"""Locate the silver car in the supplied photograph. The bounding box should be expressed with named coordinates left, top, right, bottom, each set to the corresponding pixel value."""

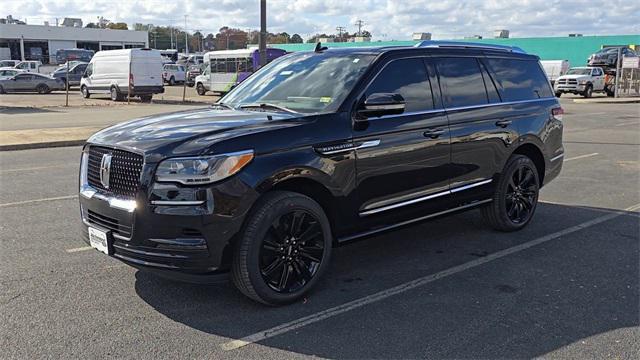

left=0, top=72, right=65, bottom=94
left=0, top=68, right=24, bottom=80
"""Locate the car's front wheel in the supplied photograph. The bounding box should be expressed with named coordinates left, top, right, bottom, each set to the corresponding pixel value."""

left=169, top=76, right=175, bottom=86
left=36, top=84, right=49, bottom=94
left=481, top=155, right=540, bottom=232
left=583, top=84, right=593, bottom=98
left=81, top=85, right=90, bottom=98
left=231, top=191, right=332, bottom=305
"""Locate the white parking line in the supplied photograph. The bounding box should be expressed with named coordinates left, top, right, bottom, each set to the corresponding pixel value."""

left=614, top=121, right=639, bottom=127
left=66, top=246, right=93, bottom=253
left=0, top=195, right=78, bottom=208
left=564, top=153, right=598, bottom=161
left=220, top=202, right=640, bottom=351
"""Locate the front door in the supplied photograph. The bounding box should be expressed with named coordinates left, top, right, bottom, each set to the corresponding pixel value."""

left=353, top=57, right=451, bottom=220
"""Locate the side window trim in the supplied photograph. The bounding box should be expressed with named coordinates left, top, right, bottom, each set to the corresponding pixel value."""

left=478, top=59, right=503, bottom=103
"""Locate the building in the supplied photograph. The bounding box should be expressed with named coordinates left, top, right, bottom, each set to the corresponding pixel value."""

left=494, top=29, right=510, bottom=39
left=269, top=34, right=640, bottom=69
left=412, top=32, right=432, bottom=41
left=61, top=18, right=82, bottom=28
left=0, top=23, right=148, bottom=63
left=348, top=36, right=371, bottom=42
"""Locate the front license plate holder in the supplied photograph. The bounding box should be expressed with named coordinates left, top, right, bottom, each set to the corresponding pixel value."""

left=88, top=227, right=111, bottom=255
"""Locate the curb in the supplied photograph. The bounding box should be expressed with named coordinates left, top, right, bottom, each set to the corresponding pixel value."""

left=0, top=139, right=86, bottom=151
left=573, top=98, right=640, bottom=104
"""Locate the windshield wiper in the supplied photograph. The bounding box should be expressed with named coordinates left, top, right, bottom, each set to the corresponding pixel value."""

left=239, top=103, right=298, bottom=114
left=211, top=102, right=235, bottom=110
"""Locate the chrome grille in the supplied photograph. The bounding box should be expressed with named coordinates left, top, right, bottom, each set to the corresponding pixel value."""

left=87, top=146, right=143, bottom=198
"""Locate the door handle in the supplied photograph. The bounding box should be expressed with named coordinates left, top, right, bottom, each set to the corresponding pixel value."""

left=423, top=129, right=445, bottom=139
left=495, top=120, right=512, bottom=128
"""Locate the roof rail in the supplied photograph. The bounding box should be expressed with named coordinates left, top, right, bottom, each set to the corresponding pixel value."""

left=414, top=40, right=526, bottom=54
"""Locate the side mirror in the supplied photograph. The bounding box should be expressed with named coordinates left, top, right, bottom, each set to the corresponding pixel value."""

left=357, top=93, right=406, bottom=119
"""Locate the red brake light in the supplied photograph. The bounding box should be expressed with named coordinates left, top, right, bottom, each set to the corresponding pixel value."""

left=552, top=107, right=564, bottom=121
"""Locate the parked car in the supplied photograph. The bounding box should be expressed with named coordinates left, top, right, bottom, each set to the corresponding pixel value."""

left=79, top=43, right=563, bottom=305
left=55, top=48, right=94, bottom=65
left=0, top=72, right=64, bottom=93
left=51, top=62, right=88, bottom=87
left=0, top=60, right=20, bottom=68
left=0, top=67, right=24, bottom=80
left=588, top=47, right=637, bottom=67
left=80, top=48, right=164, bottom=102
left=14, top=60, right=42, bottom=73
left=540, top=60, right=570, bottom=85
left=162, top=64, right=186, bottom=85
left=554, top=66, right=606, bottom=98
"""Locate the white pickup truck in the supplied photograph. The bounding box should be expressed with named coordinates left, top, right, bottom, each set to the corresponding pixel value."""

left=553, top=66, right=606, bottom=98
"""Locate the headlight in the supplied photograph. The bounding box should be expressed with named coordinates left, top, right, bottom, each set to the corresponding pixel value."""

left=155, top=150, right=254, bottom=185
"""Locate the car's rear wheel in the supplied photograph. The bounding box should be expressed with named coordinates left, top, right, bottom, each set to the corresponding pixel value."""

left=196, top=83, right=206, bottom=95
left=110, top=86, right=122, bottom=101
left=81, top=85, right=90, bottom=98
left=231, top=191, right=332, bottom=305
left=583, top=84, right=593, bottom=98
left=36, top=84, right=49, bottom=94
left=169, top=76, right=175, bottom=86
left=481, top=155, right=539, bottom=232
left=140, top=95, right=152, bottom=102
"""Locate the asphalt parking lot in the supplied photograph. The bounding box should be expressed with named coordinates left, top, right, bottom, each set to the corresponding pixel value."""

left=0, top=99, right=639, bottom=359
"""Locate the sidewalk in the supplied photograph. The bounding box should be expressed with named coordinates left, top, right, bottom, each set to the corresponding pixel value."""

left=0, top=126, right=100, bottom=150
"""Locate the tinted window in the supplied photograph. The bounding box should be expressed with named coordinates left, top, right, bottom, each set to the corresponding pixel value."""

left=15, top=74, right=33, bottom=81
left=434, top=57, right=487, bottom=108
left=366, top=58, right=433, bottom=112
left=485, top=58, right=554, bottom=101
left=480, top=61, right=501, bottom=103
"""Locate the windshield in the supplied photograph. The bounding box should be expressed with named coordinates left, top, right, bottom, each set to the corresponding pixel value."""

left=566, top=68, right=591, bottom=75
left=222, top=51, right=376, bottom=113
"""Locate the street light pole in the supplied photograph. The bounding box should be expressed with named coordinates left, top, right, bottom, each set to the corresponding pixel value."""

left=184, top=15, right=189, bottom=55
left=259, top=0, right=267, bottom=67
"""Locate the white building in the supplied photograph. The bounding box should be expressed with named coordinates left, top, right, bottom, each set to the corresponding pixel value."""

left=0, top=23, right=148, bottom=64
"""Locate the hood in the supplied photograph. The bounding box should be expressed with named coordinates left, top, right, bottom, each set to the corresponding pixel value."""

left=558, top=74, right=590, bottom=80
left=87, top=107, right=302, bottom=160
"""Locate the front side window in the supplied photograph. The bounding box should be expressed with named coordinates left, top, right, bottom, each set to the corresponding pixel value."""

left=434, top=57, right=488, bottom=108
left=223, top=52, right=375, bottom=114
left=365, top=58, right=433, bottom=112
left=485, top=58, right=553, bottom=101
left=85, top=63, right=93, bottom=77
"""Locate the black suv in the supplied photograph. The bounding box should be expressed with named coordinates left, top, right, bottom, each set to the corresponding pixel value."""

left=79, top=42, right=564, bottom=305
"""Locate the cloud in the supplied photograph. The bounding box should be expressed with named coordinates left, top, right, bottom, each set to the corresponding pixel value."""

left=3, top=0, right=639, bottom=38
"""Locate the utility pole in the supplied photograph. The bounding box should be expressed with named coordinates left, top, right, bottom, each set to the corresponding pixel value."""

left=259, top=0, right=267, bottom=67
left=170, top=27, right=174, bottom=49
left=184, top=15, right=189, bottom=55
left=354, top=19, right=365, bottom=36
left=336, top=26, right=345, bottom=42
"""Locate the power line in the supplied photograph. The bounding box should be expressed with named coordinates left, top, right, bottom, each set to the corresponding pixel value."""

left=354, top=19, right=365, bottom=36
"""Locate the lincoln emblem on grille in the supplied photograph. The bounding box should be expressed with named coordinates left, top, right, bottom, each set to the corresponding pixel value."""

left=99, top=153, right=112, bottom=189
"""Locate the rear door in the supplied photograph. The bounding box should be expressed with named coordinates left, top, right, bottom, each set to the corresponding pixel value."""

left=131, top=52, right=163, bottom=87
left=434, top=55, right=515, bottom=195
left=353, top=56, right=451, bottom=218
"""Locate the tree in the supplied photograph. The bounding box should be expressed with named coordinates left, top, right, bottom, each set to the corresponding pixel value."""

left=290, top=34, right=303, bottom=43
left=85, top=23, right=98, bottom=28
left=107, top=22, right=128, bottom=30
left=214, top=27, right=248, bottom=50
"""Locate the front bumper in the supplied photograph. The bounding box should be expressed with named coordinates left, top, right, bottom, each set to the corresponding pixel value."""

left=554, top=84, right=586, bottom=93
left=79, top=157, right=259, bottom=281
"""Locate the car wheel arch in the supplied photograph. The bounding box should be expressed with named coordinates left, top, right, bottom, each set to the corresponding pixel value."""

left=509, top=141, right=546, bottom=186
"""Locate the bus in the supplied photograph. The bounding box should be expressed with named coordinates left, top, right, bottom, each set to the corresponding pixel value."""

left=55, top=48, right=95, bottom=65
left=194, top=48, right=287, bottom=95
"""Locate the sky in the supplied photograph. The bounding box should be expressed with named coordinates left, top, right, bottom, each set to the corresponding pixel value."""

left=3, top=0, right=640, bottom=40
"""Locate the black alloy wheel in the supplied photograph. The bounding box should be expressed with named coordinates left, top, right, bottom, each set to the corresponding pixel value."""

left=259, top=210, right=325, bottom=293
left=231, top=191, right=332, bottom=305
left=482, top=155, right=539, bottom=232
left=504, top=165, right=537, bottom=224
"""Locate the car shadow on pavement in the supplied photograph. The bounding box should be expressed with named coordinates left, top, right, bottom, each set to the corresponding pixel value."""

left=134, top=203, right=639, bottom=358
left=0, top=106, right=61, bottom=115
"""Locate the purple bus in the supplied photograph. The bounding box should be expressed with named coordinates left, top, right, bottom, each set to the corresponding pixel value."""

left=195, top=48, right=287, bottom=95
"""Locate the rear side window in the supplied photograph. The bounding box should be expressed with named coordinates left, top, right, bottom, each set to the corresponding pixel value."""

left=485, top=58, right=553, bottom=101
left=434, top=57, right=488, bottom=108
left=366, top=58, right=434, bottom=112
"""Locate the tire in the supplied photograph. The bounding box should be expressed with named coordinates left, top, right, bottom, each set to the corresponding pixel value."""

left=36, top=84, right=49, bottom=94
left=60, top=78, right=67, bottom=89
left=169, top=76, right=175, bottom=86
left=582, top=85, right=593, bottom=98
left=140, top=95, right=152, bottom=102
left=81, top=85, right=90, bottom=98
left=231, top=191, right=333, bottom=305
left=555, top=92, right=562, bottom=98
left=0, top=85, right=4, bottom=94
left=481, top=155, right=540, bottom=232
left=110, top=86, right=122, bottom=101
left=196, top=83, right=206, bottom=95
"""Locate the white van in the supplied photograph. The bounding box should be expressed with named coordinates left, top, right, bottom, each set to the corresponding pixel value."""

left=80, top=48, right=164, bottom=102
left=540, top=60, right=570, bottom=85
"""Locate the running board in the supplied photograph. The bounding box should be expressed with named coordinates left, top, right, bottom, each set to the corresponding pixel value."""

left=338, top=199, right=492, bottom=243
